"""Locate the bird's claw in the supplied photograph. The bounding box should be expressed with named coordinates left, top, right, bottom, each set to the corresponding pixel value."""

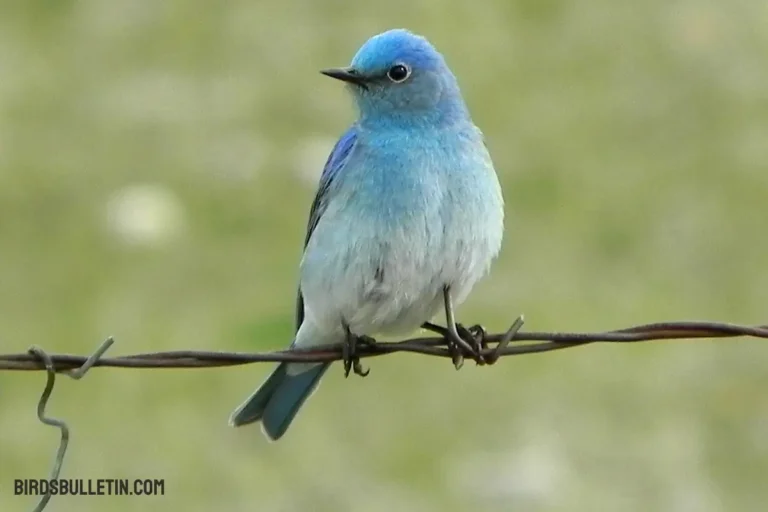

left=446, top=338, right=465, bottom=370
left=441, top=286, right=484, bottom=370
left=444, top=323, right=487, bottom=369
left=342, top=332, right=375, bottom=378
left=457, top=323, right=488, bottom=365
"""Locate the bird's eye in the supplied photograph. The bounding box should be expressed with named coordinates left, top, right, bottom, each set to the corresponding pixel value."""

left=387, top=64, right=411, bottom=83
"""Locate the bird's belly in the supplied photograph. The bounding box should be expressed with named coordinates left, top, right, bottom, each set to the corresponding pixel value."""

left=300, top=212, right=499, bottom=337
left=343, top=259, right=445, bottom=336
left=300, top=211, right=448, bottom=336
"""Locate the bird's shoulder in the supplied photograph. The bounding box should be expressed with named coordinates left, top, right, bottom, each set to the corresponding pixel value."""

left=294, top=124, right=358, bottom=330
left=320, top=126, right=359, bottom=185
left=302, top=125, right=359, bottom=245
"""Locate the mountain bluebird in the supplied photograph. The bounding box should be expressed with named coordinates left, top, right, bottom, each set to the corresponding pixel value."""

left=229, top=28, right=504, bottom=440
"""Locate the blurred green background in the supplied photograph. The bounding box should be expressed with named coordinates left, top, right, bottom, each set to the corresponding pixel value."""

left=1, top=1, right=767, bottom=511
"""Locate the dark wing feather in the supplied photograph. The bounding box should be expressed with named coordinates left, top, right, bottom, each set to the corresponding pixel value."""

left=294, top=126, right=358, bottom=332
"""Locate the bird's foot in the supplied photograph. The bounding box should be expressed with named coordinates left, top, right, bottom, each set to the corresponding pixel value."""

left=422, top=321, right=487, bottom=368
left=441, top=285, right=483, bottom=369
left=446, top=336, right=465, bottom=370
left=424, top=316, right=525, bottom=366
left=342, top=331, right=376, bottom=378
left=457, top=323, right=489, bottom=366
left=445, top=323, right=487, bottom=368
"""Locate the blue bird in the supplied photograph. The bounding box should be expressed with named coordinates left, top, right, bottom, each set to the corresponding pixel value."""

left=229, top=28, right=504, bottom=440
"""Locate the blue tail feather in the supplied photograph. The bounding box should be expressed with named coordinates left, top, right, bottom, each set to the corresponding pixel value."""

left=229, top=362, right=330, bottom=441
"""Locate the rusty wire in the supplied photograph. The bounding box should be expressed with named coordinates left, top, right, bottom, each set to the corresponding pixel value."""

left=5, top=318, right=768, bottom=512
left=4, top=319, right=768, bottom=372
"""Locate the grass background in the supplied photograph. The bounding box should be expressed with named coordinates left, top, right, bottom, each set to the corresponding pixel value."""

left=1, top=1, right=767, bottom=510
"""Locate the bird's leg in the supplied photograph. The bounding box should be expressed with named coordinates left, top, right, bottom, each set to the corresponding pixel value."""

left=342, top=324, right=373, bottom=378
left=442, top=286, right=481, bottom=369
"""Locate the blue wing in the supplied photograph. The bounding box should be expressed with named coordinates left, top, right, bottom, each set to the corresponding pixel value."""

left=294, top=126, right=358, bottom=331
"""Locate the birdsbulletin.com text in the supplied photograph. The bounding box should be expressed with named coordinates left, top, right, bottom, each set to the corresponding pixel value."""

left=14, top=478, right=165, bottom=496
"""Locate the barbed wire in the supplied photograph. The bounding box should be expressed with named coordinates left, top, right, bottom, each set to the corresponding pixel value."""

left=5, top=319, right=768, bottom=372
left=5, top=318, right=768, bottom=512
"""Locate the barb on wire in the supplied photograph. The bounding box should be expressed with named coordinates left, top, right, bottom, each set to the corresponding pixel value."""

left=26, top=339, right=114, bottom=512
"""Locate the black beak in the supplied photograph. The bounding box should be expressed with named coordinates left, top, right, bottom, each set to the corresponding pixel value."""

left=320, top=67, right=368, bottom=89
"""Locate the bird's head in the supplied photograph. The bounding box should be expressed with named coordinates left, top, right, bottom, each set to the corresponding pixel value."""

left=320, top=29, right=466, bottom=126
